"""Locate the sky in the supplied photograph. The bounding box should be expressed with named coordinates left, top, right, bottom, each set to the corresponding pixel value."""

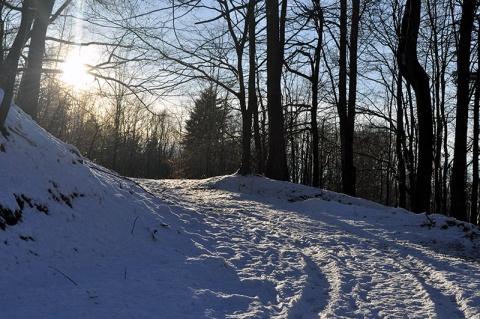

left=0, top=94, right=479, bottom=318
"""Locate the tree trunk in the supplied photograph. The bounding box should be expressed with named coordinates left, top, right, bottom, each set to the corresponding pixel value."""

left=471, top=18, right=480, bottom=225
left=404, top=84, right=416, bottom=208
left=248, top=0, right=263, bottom=175
left=472, top=71, right=479, bottom=225
left=311, top=86, right=320, bottom=187
left=253, top=93, right=263, bottom=173
left=450, top=0, right=475, bottom=221
left=311, top=0, right=323, bottom=188
left=0, top=4, right=5, bottom=66
left=396, top=74, right=407, bottom=208
left=238, top=0, right=257, bottom=175
left=338, top=0, right=348, bottom=192
left=17, top=0, right=56, bottom=120
left=237, top=63, right=251, bottom=175
left=265, top=0, right=289, bottom=181
left=302, top=132, right=310, bottom=185
left=252, top=46, right=263, bottom=173
left=239, top=102, right=252, bottom=175
left=337, top=0, right=357, bottom=196
left=397, top=0, right=433, bottom=214
left=0, top=0, right=34, bottom=129
left=289, top=110, right=297, bottom=182
left=346, top=0, right=359, bottom=196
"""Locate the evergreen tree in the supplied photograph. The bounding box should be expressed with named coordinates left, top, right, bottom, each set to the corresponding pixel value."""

left=182, top=86, right=239, bottom=178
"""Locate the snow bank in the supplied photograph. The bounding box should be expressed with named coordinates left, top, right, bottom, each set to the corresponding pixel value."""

left=0, top=102, right=209, bottom=317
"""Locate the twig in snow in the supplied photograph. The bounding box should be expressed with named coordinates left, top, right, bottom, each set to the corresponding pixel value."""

left=425, top=213, right=435, bottom=225
left=131, top=216, right=139, bottom=234
left=49, top=266, right=78, bottom=287
left=420, top=213, right=436, bottom=229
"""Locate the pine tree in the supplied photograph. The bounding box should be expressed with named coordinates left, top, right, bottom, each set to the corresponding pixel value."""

left=182, top=86, right=239, bottom=178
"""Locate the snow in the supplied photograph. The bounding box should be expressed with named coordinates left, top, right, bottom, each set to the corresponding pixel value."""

left=0, top=99, right=480, bottom=318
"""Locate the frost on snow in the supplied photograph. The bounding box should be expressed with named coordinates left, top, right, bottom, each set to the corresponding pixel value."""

left=0, top=103, right=480, bottom=318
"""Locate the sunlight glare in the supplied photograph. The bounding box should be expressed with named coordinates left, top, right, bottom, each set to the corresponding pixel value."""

left=60, top=53, right=93, bottom=90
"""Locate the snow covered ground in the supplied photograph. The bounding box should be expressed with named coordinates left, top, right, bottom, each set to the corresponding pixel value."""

left=1, top=101, right=480, bottom=318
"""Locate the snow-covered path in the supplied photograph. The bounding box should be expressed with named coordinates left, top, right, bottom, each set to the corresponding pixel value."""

left=141, top=176, right=480, bottom=318
left=2, top=100, right=479, bottom=318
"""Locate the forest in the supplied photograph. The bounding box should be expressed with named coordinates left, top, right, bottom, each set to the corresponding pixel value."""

left=0, top=0, right=479, bottom=224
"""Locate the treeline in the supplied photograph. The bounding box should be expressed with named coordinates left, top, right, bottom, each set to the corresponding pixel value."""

left=35, top=79, right=241, bottom=179
left=0, top=0, right=479, bottom=224
left=36, top=77, right=181, bottom=178
left=34, top=78, right=398, bottom=206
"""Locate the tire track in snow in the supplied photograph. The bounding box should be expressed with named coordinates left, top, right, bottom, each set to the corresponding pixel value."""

left=255, top=210, right=440, bottom=318
left=308, top=210, right=475, bottom=318
left=229, top=206, right=450, bottom=318
left=140, top=178, right=480, bottom=318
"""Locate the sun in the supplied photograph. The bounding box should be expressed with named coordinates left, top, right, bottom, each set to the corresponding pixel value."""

left=60, top=53, right=94, bottom=90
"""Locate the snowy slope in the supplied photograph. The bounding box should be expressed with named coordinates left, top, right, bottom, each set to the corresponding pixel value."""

left=0, top=100, right=479, bottom=318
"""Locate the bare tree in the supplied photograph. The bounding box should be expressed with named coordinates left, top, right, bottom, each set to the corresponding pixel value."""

left=284, top=0, right=324, bottom=187
left=472, top=27, right=480, bottom=224
left=450, top=0, right=476, bottom=221
left=0, top=0, right=34, bottom=128
left=397, top=0, right=434, bottom=214
left=265, top=0, right=289, bottom=181
left=16, top=0, right=63, bottom=120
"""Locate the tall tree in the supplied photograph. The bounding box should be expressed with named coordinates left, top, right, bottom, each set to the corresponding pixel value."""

left=182, top=86, right=238, bottom=178
left=450, top=0, right=476, bottom=221
left=346, top=0, right=359, bottom=195
left=284, top=0, right=324, bottom=187
left=397, top=0, right=433, bottom=214
left=248, top=0, right=263, bottom=174
left=0, top=0, right=34, bottom=128
left=16, top=0, right=57, bottom=120
left=222, top=0, right=256, bottom=176
left=425, top=0, right=452, bottom=216
left=336, top=0, right=359, bottom=196
left=396, top=73, right=407, bottom=208
left=472, top=38, right=480, bottom=225
left=265, top=0, right=289, bottom=181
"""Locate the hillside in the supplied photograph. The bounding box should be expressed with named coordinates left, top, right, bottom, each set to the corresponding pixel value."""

left=0, top=102, right=479, bottom=318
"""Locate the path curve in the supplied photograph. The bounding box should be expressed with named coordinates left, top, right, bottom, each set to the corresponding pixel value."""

left=140, top=176, right=480, bottom=318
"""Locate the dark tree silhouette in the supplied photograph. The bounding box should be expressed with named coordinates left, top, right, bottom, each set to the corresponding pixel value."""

left=0, top=0, right=34, bottom=129
left=265, top=0, right=289, bottom=181
left=450, top=0, right=476, bottom=221
left=397, top=0, right=433, bottom=214
left=16, top=0, right=56, bottom=120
